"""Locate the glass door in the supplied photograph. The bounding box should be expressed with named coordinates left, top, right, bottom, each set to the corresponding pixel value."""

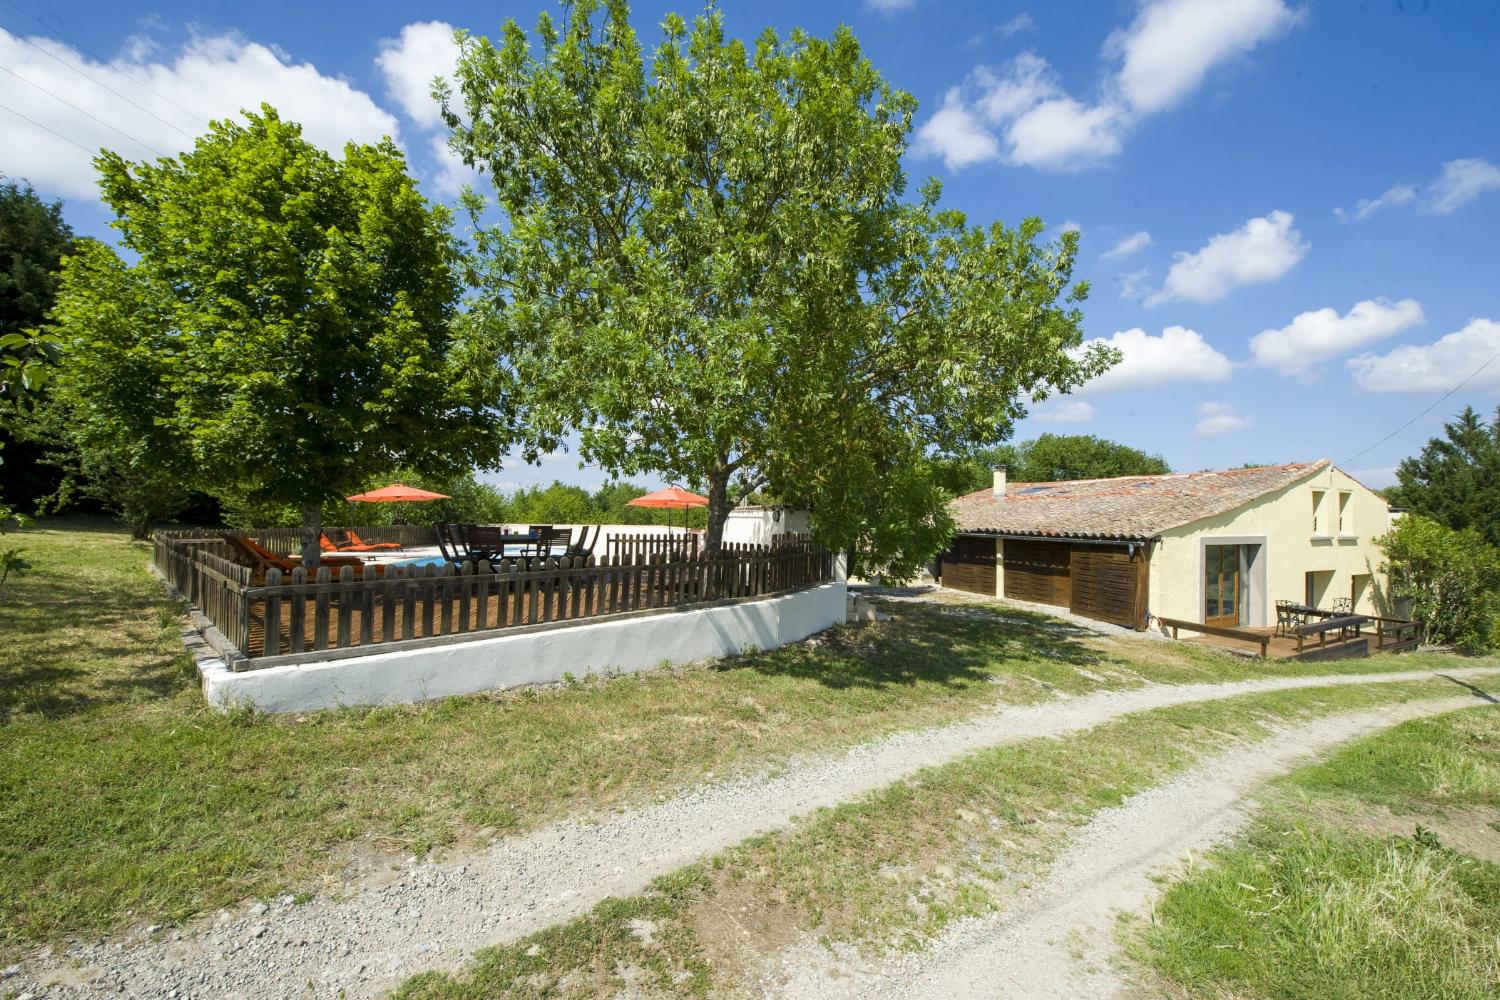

left=1205, top=545, right=1241, bottom=628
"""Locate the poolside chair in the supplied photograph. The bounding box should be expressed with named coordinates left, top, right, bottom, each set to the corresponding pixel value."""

left=335, top=529, right=403, bottom=551
left=222, top=533, right=375, bottom=582
left=435, top=523, right=473, bottom=566
left=564, top=524, right=601, bottom=559
left=533, top=527, right=572, bottom=559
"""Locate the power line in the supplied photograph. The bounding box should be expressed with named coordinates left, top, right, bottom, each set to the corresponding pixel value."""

left=0, top=65, right=168, bottom=156
left=0, top=100, right=97, bottom=155
left=2, top=26, right=201, bottom=139
left=1, top=0, right=204, bottom=124
left=1342, top=345, right=1500, bottom=466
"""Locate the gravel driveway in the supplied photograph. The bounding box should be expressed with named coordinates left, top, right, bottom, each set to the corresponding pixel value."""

left=11, top=665, right=1499, bottom=999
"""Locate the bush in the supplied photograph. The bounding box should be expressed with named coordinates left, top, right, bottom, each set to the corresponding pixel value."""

left=1378, top=514, right=1500, bottom=652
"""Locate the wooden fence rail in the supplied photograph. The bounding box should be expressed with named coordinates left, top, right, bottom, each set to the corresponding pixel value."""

left=153, top=532, right=833, bottom=668
left=605, top=532, right=700, bottom=562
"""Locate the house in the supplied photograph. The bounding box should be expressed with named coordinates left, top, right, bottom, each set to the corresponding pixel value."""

left=940, top=461, right=1393, bottom=634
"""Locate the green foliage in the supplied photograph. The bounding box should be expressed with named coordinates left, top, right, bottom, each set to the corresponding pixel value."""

left=933, top=433, right=1171, bottom=495
left=32, top=239, right=191, bottom=537
left=1386, top=406, right=1500, bottom=547
left=1378, top=514, right=1500, bottom=652
left=221, top=475, right=703, bottom=531
left=444, top=3, right=1109, bottom=572
left=0, top=177, right=72, bottom=397
left=53, top=107, right=509, bottom=564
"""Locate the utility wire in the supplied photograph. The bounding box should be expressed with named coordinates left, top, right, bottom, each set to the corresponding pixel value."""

left=1342, top=345, right=1500, bottom=466
left=2, top=26, right=200, bottom=139
left=0, top=100, right=97, bottom=155
left=0, top=65, right=168, bottom=156
left=1, top=0, right=203, bottom=124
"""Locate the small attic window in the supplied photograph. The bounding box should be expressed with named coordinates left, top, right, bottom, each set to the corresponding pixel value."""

left=1019, top=486, right=1053, bottom=495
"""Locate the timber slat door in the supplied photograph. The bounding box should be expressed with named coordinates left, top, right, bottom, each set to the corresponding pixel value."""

left=1068, top=545, right=1148, bottom=630
left=941, top=535, right=997, bottom=595
left=1003, top=539, right=1071, bottom=607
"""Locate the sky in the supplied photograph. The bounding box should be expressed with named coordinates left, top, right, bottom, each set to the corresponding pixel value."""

left=2, top=0, right=1498, bottom=492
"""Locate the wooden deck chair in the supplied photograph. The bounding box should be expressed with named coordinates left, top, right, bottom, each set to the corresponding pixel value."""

left=564, top=524, right=601, bottom=559
left=338, top=529, right=402, bottom=551
left=222, top=533, right=372, bottom=582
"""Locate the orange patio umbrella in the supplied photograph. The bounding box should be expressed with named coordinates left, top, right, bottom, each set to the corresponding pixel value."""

left=626, top=485, right=709, bottom=532
left=346, top=483, right=452, bottom=503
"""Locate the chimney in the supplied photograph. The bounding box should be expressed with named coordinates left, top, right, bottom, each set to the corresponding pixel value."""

left=993, top=465, right=1007, bottom=499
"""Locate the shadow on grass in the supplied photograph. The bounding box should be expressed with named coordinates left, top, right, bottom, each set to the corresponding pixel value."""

left=723, top=600, right=1105, bottom=692
left=0, top=541, right=194, bottom=722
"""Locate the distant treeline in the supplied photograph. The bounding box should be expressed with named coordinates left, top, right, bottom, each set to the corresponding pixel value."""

left=218, top=476, right=709, bottom=531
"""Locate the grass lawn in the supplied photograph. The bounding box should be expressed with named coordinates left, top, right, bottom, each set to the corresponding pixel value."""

left=1129, top=705, right=1500, bottom=1000
left=0, top=520, right=1483, bottom=946
left=392, top=679, right=1494, bottom=999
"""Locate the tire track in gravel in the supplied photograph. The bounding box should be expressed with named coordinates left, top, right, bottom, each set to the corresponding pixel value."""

left=16, top=666, right=1500, bottom=999
left=769, top=694, right=1495, bottom=999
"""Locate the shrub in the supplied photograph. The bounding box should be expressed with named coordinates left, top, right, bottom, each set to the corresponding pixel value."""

left=1378, top=514, right=1500, bottom=652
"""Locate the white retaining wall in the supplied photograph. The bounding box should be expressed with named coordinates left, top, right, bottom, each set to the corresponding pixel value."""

left=198, top=581, right=847, bottom=714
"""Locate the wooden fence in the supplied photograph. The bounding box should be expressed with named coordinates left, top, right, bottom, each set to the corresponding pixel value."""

left=153, top=531, right=833, bottom=669
left=233, top=524, right=436, bottom=556
left=605, top=532, right=701, bottom=562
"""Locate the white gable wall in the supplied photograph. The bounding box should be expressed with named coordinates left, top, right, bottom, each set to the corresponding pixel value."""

left=1148, top=466, right=1393, bottom=633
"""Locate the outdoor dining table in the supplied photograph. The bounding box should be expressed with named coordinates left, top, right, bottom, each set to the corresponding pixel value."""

left=466, top=531, right=540, bottom=563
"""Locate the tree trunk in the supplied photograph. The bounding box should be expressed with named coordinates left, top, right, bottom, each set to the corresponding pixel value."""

left=702, top=465, right=733, bottom=558
left=300, top=501, right=322, bottom=571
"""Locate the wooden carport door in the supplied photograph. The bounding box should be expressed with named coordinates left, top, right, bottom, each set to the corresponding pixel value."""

left=1003, top=539, right=1071, bottom=607
left=1068, top=544, right=1149, bottom=629
left=941, top=535, right=996, bottom=595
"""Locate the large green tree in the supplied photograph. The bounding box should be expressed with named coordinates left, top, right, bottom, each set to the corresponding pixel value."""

left=934, top=433, right=1170, bottom=496
left=53, top=107, right=508, bottom=565
left=1386, top=405, right=1500, bottom=547
left=443, top=2, right=1110, bottom=572
left=0, top=178, right=73, bottom=512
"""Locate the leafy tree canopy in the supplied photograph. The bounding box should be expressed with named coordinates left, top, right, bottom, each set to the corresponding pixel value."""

left=443, top=1, right=1111, bottom=574
left=1385, top=405, right=1500, bottom=547
left=51, top=108, right=510, bottom=564
left=934, top=433, right=1170, bottom=496
left=0, top=177, right=71, bottom=397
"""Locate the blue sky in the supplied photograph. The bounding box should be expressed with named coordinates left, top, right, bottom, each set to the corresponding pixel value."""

left=3, top=0, right=1498, bottom=491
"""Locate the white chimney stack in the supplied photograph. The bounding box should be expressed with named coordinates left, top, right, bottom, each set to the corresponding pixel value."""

left=993, top=465, right=1007, bottom=499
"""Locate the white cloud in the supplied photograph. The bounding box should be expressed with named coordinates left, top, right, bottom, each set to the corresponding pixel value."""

left=966, top=13, right=1037, bottom=46
left=1108, top=0, right=1300, bottom=114
left=1335, top=183, right=1417, bottom=222
left=865, top=0, right=917, bottom=12
left=374, top=21, right=460, bottom=129
left=0, top=28, right=399, bottom=199
left=1005, top=97, right=1125, bottom=170
left=1251, top=298, right=1425, bottom=378
left=916, top=0, right=1297, bottom=172
left=1034, top=399, right=1096, bottom=423
left=1338, top=157, right=1500, bottom=220
left=427, top=135, right=482, bottom=197
left=1194, top=402, right=1251, bottom=436
left=1074, top=325, right=1233, bottom=393
left=1428, top=158, right=1500, bottom=214
left=1102, top=230, right=1152, bottom=259
left=1057, top=219, right=1082, bottom=234
left=1349, top=319, right=1500, bottom=393
left=1118, top=267, right=1152, bottom=302
left=913, top=90, right=1001, bottom=169
left=1146, top=210, right=1307, bottom=305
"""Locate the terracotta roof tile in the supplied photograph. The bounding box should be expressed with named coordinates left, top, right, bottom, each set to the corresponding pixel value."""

left=949, top=461, right=1330, bottom=541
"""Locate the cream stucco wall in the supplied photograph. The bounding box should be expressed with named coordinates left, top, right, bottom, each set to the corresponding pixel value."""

left=1147, top=465, right=1392, bottom=634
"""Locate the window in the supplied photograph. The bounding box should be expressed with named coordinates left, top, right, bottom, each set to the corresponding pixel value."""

left=1311, top=490, right=1325, bottom=534
left=1337, top=491, right=1352, bottom=534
